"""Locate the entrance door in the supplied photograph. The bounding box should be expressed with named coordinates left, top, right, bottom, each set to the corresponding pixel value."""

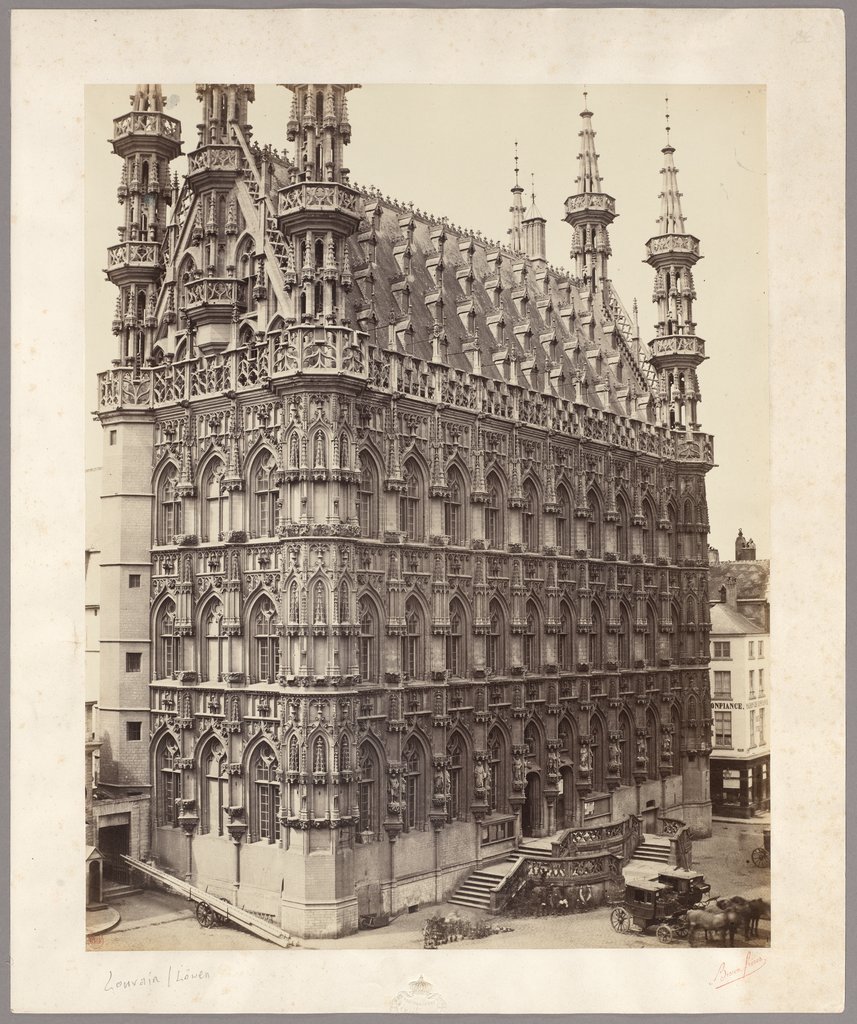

left=523, top=772, right=541, bottom=837
left=99, top=824, right=130, bottom=886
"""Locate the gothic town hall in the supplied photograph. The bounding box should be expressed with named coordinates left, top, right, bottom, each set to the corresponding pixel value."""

left=94, top=83, right=714, bottom=937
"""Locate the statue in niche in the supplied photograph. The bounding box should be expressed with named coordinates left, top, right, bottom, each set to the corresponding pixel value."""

left=474, top=760, right=489, bottom=793
left=579, top=744, right=592, bottom=773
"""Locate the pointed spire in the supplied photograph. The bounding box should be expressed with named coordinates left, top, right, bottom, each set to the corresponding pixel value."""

left=509, top=139, right=525, bottom=251
left=658, top=95, right=687, bottom=234
left=576, top=89, right=604, bottom=195
left=523, top=173, right=544, bottom=222
left=131, top=84, right=164, bottom=113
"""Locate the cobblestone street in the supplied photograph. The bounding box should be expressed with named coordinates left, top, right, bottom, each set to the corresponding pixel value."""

left=87, top=820, right=770, bottom=953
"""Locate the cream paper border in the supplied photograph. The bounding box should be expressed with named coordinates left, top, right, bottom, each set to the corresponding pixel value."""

left=10, top=7, right=845, bottom=1015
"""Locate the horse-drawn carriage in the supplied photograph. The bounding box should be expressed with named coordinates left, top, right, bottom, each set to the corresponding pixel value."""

left=751, top=828, right=770, bottom=868
left=610, top=869, right=711, bottom=944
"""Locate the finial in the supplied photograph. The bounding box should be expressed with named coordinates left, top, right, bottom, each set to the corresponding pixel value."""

left=514, top=140, right=519, bottom=187
left=665, top=95, right=671, bottom=145
left=530, top=173, right=536, bottom=205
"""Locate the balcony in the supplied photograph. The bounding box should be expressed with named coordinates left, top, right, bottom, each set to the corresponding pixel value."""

left=649, top=334, right=706, bottom=361
left=276, top=182, right=362, bottom=233
left=645, top=233, right=701, bottom=262
left=112, top=111, right=182, bottom=160
left=186, top=145, right=241, bottom=189
left=183, top=277, right=246, bottom=326
left=105, top=241, right=161, bottom=285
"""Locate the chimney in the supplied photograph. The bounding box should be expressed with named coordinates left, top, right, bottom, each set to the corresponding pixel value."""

left=723, top=575, right=738, bottom=609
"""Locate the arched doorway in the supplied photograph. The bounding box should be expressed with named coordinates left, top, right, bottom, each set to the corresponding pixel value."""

left=556, top=765, right=576, bottom=829
left=522, top=771, right=542, bottom=837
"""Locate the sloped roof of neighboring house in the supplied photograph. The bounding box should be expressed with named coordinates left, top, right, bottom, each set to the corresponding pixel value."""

left=708, top=559, right=770, bottom=603
left=710, top=601, right=766, bottom=636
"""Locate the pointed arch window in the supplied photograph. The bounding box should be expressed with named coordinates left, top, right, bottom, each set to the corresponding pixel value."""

left=203, top=604, right=225, bottom=682
left=616, top=499, right=629, bottom=560
left=158, top=737, right=182, bottom=826
left=338, top=581, right=349, bottom=625
left=358, top=743, right=380, bottom=836
left=399, top=461, right=423, bottom=540
left=447, top=733, right=464, bottom=821
left=645, top=605, right=657, bottom=665
left=558, top=602, right=573, bottom=671
left=521, top=480, right=538, bottom=552
left=447, top=600, right=465, bottom=677
left=591, top=716, right=606, bottom=792
left=202, top=461, right=227, bottom=542
left=667, top=506, right=678, bottom=563
left=402, top=738, right=424, bottom=831
left=488, top=727, right=505, bottom=814
left=251, top=744, right=281, bottom=843
left=358, top=598, right=378, bottom=683
left=619, top=605, right=632, bottom=670
left=524, top=721, right=540, bottom=762
left=202, top=743, right=227, bottom=836
left=556, top=484, right=572, bottom=554
left=402, top=599, right=424, bottom=680
left=158, top=465, right=182, bottom=544
left=642, top=501, right=656, bottom=562
left=157, top=602, right=182, bottom=679
left=670, top=603, right=682, bottom=663
left=589, top=603, right=604, bottom=671
left=646, top=710, right=659, bottom=781
left=559, top=717, right=575, bottom=756
left=485, top=474, right=504, bottom=549
left=338, top=736, right=350, bottom=773
left=358, top=454, right=378, bottom=538
left=619, top=712, right=634, bottom=786
left=487, top=600, right=505, bottom=675
left=587, top=490, right=602, bottom=557
left=444, top=468, right=465, bottom=544
left=253, top=597, right=280, bottom=683
left=252, top=453, right=278, bottom=537
left=523, top=600, right=540, bottom=672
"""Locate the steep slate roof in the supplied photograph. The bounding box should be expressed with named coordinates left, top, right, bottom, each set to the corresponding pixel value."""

left=708, top=560, right=770, bottom=603
left=332, top=192, right=652, bottom=419
left=710, top=601, right=766, bottom=636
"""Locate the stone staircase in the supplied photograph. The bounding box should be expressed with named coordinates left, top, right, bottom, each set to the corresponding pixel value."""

left=632, top=834, right=671, bottom=864
left=622, top=833, right=671, bottom=882
left=447, top=837, right=558, bottom=910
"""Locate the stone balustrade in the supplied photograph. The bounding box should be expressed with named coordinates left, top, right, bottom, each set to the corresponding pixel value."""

left=107, top=240, right=161, bottom=269
left=277, top=182, right=361, bottom=217
left=650, top=335, right=706, bottom=360
left=187, top=145, right=241, bottom=176
left=113, top=111, right=181, bottom=141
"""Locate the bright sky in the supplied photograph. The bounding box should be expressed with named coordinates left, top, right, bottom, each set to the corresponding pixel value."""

left=86, top=84, right=768, bottom=559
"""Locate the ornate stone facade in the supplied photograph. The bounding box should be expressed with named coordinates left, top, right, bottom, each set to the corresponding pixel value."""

left=96, top=84, right=713, bottom=937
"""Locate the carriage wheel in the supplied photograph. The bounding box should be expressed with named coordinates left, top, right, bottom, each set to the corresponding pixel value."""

left=657, top=924, right=674, bottom=944
left=195, top=903, right=216, bottom=929
left=610, top=907, right=631, bottom=933
left=752, top=848, right=770, bottom=868
left=676, top=921, right=690, bottom=939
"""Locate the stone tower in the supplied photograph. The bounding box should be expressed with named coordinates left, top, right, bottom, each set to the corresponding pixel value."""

left=645, top=106, right=705, bottom=431
left=99, top=86, right=182, bottom=799
left=564, top=93, right=615, bottom=290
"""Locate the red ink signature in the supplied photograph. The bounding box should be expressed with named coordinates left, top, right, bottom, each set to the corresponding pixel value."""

left=711, top=950, right=766, bottom=989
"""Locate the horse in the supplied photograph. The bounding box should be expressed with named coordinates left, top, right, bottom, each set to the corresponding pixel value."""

left=746, top=898, right=771, bottom=938
left=716, top=896, right=770, bottom=940
left=686, top=906, right=740, bottom=946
